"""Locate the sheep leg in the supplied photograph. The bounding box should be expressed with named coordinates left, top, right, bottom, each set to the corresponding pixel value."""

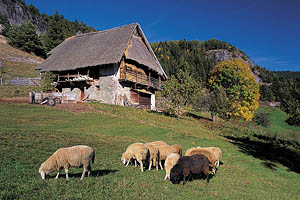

left=183, top=176, right=187, bottom=185
left=125, top=160, right=130, bottom=167
left=135, top=160, right=137, bottom=167
left=216, top=160, right=219, bottom=167
left=148, top=160, right=152, bottom=170
left=164, top=172, right=168, bottom=180
left=55, top=172, right=60, bottom=179
left=80, top=166, right=87, bottom=180
left=159, top=160, right=163, bottom=170
left=87, top=165, right=92, bottom=177
left=64, top=168, right=69, bottom=180
left=139, top=160, right=144, bottom=172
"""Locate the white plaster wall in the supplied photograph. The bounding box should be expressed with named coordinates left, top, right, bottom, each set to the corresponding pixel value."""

left=151, top=94, right=156, bottom=110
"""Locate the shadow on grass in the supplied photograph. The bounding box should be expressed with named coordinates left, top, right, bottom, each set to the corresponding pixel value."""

left=225, top=134, right=300, bottom=173
left=189, top=173, right=215, bottom=183
left=52, top=169, right=118, bottom=179
left=188, top=112, right=212, bottom=122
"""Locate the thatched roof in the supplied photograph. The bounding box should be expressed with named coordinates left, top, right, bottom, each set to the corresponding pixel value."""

left=38, top=23, right=166, bottom=79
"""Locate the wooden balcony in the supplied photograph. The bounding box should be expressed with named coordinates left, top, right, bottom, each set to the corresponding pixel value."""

left=119, top=69, right=161, bottom=90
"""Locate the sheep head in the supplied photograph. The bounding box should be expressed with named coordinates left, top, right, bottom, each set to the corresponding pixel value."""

left=121, top=152, right=129, bottom=165
left=39, top=167, right=46, bottom=180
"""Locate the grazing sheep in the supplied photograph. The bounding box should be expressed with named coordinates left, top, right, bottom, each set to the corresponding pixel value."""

left=164, top=153, right=180, bottom=180
left=172, top=144, right=183, bottom=157
left=156, top=144, right=180, bottom=169
left=145, top=143, right=159, bottom=171
left=185, top=147, right=220, bottom=174
left=205, top=147, right=222, bottom=167
left=39, top=145, right=95, bottom=180
left=121, top=143, right=150, bottom=172
left=146, top=141, right=167, bottom=146
left=170, top=154, right=210, bottom=185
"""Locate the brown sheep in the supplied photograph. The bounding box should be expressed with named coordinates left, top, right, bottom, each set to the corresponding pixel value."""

left=170, top=154, right=211, bottom=184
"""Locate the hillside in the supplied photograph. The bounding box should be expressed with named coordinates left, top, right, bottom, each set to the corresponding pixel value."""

left=151, top=39, right=257, bottom=83
left=0, top=102, right=299, bottom=199
left=0, top=35, right=42, bottom=78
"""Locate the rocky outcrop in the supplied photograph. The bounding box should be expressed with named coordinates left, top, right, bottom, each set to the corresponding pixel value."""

left=206, top=49, right=253, bottom=66
left=205, top=49, right=264, bottom=84
left=0, top=0, right=47, bottom=33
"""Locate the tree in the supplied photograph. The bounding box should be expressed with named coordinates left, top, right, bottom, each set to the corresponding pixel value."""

left=41, top=72, right=56, bottom=92
left=280, top=78, right=300, bottom=126
left=161, top=64, right=201, bottom=119
left=0, top=15, right=11, bottom=36
left=208, top=59, right=260, bottom=121
left=7, top=21, right=46, bottom=57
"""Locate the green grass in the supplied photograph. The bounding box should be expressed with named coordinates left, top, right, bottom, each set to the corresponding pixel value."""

left=0, top=103, right=300, bottom=199
left=255, top=106, right=300, bottom=141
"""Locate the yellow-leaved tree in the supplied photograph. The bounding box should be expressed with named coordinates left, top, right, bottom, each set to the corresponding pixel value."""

left=208, top=59, right=260, bottom=121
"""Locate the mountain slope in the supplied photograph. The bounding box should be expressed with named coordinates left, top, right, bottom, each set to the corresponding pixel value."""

left=0, top=35, right=42, bottom=78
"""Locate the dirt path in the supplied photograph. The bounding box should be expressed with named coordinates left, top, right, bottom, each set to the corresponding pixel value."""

left=0, top=97, right=93, bottom=113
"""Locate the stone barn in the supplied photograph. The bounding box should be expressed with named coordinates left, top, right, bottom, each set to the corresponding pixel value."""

left=37, top=23, right=167, bottom=110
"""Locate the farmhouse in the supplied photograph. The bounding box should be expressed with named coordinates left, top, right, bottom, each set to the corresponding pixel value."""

left=37, top=23, right=167, bottom=109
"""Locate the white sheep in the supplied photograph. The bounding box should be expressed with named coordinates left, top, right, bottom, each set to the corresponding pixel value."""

left=204, top=147, right=222, bottom=167
left=156, top=144, right=180, bottom=170
left=146, top=141, right=167, bottom=146
left=164, top=153, right=180, bottom=180
left=145, top=143, right=159, bottom=171
left=121, top=143, right=150, bottom=172
left=39, top=145, right=95, bottom=180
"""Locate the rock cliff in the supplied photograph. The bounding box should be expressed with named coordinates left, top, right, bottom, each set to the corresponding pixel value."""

left=0, top=0, right=47, bottom=33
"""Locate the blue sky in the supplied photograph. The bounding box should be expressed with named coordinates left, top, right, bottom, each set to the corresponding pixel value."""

left=26, top=0, right=300, bottom=71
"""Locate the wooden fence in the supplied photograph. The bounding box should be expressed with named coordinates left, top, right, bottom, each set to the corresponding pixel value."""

left=1, top=77, right=41, bottom=86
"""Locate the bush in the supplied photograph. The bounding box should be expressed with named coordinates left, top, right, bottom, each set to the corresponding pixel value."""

left=254, top=112, right=270, bottom=128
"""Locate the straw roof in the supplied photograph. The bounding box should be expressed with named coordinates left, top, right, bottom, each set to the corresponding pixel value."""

left=38, top=23, right=166, bottom=78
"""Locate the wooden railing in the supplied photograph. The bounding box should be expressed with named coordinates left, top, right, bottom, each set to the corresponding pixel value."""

left=119, top=70, right=161, bottom=89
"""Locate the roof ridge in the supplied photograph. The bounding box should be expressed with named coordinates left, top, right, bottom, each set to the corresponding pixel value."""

left=74, top=23, right=138, bottom=38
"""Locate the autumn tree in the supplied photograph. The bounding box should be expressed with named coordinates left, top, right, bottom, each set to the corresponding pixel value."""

left=208, top=59, right=260, bottom=121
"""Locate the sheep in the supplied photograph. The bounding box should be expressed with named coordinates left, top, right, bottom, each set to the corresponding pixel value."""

left=170, top=154, right=211, bottom=185
left=144, top=143, right=159, bottom=171
left=39, top=145, right=95, bottom=180
left=146, top=141, right=167, bottom=146
left=204, top=147, right=222, bottom=167
left=156, top=144, right=181, bottom=169
left=121, top=143, right=150, bottom=172
left=185, top=146, right=221, bottom=174
left=172, top=144, right=182, bottom=157
left=164, top=153, right=180, bottom=180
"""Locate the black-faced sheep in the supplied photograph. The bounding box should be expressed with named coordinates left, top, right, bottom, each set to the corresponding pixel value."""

left=164, top=153, right=180, bottom=180
left=39, top=145, right=95, bottom=180
left=145, top=143, right=159, bottom=171
left=170, top=154, right=210, bottom=185
left=121, top=143, right=150, bottom=172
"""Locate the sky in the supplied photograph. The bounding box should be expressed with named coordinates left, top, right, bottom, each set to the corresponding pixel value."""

left=26, top=0, right=300, bottom=71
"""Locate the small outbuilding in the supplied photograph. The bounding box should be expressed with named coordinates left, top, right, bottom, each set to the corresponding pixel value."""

left=37, top=23, right=167, bottom=109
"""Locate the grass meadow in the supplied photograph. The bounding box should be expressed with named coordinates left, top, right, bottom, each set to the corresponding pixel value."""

left=0, top=103, right=300, bottom=199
